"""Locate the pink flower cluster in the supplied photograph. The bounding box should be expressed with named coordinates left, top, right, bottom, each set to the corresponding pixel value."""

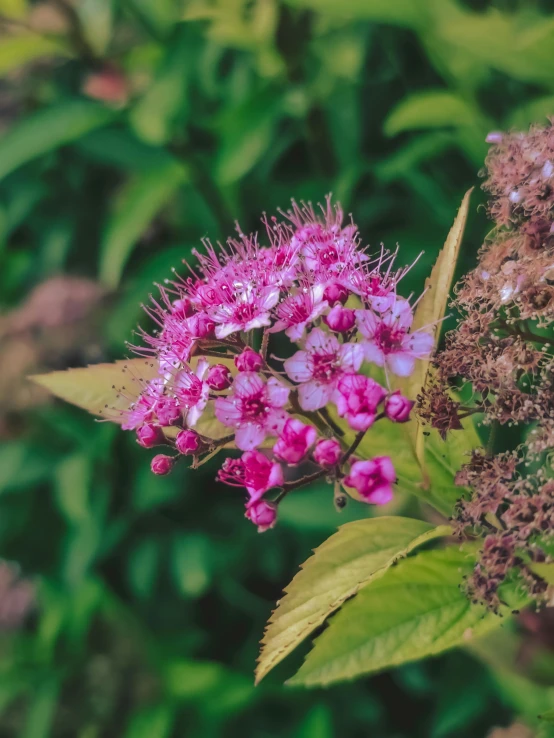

left=117, top=198, right=431, bottom=531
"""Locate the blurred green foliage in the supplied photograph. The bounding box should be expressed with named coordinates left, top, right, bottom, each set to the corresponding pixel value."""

left=2, top=0, right=554, bottom=735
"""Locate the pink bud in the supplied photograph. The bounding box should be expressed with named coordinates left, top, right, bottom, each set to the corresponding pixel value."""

left=187, top=312, right=215, bottom=338
left=485, top=131, right=504, bottom=144
left=175, top=429, right=201, bottom=455
left=172, top=298, right=194, bottom=318
left=245, top=499, right=277, bottom=532
left=324, top=305, right=356, bottom=333
left=206, top=364, right=233, bottom=391
left=343, top=457, right=395, bottom=505
left=136, top=424, right=165, bottom=448
left=151, top=454, right=175, bottom=476
left=313, top=438, right=342, bottom=467
left=384, top=391, right=414, bottom=423
left=235, top=348, right=263, bottom=372
left=274, top=419, right=317, bottom=465
left=324, top=282, right=349, bottom=306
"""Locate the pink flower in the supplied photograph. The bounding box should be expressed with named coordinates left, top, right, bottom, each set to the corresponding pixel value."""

left=136, top=424, right=165, bottom=448
left=206, top=364, right=233, bottom=391
left=324, top=305, right=356, bottom=333
left=172, top=358, right=210, bottom=427
left=313, top=438, right=342, bottom=467
left=175, top=429, right=201, bottom=455
left=269, top=286, right=327, bottom=341
left=235, top=348, right=263, bottom=372
left=245, top=499, right=277, bottom=532
left=274, top=419, right=317, bottom=465
left=151, top=454, right=175, bottom=476
left=384, top=391, right=414, bottom=423
left=284, top=328, right=363, bottom=411
left=218, top=451, right=283, bottom=500
left=206, top=269, right=280, bottom=338
left=333, top=374, right=387, bottom=431
left=343, top=457, right=396, bottom=505
left=356, top=298, right=433, bottom=376
left=214, top=372, right=290, bottom=450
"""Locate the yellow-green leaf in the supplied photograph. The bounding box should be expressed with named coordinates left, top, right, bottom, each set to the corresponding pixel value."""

left=288, top=544, right=503, bottom=688
left=255, top=517, right=451, bottom=684
left=529, top=562, right=554, bottom=586
left=30, top=358, right=158, bottom=421
left=0, top=34, right=70, bottom=77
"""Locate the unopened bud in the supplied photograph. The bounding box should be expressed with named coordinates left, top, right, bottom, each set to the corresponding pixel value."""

left=206, top=364, right=233, bottom=391
left=235, top=348, right=263, bottom=372
left=136, top=424, right=165, bottom=448
left=323, top=282, right=349, bottom=306
left=384, top=391, right=414, bottom=423
left=175, top=430, right=201, bottom=455
left=151, top=454, right=175, bottom=476
left=324, top=305, right=356, bottom=333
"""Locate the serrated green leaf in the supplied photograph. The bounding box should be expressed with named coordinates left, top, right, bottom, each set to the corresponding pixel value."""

left=0, top=101, right=113, bottom=182
left=99, top=161, right=187, bottom=288
left=288, top=545, right=502, bottom=688
left=255, top=517, right=450, bottom=684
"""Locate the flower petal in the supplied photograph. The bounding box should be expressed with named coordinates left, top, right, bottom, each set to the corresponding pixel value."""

left=298, top=380, right=332, bottom=411
left=235, top=423, right=266, bottom=451
left=284, top=351, right=312, bottom=383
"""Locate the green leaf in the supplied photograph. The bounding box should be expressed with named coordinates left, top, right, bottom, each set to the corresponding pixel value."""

left=76, top=0, right=113, bottom=56
left=0, top=101, right=113, bottom=182
left=540, top=709, right=554, bottom=723
left=215, top=88, right=282, bottom=185
left=401, top=188, right=473, bottom=473
left=284, top=0, right=421, bottom=27
left=255, top=517, right=450, bottom=684
left=30, top=359, right=158, bottom=420
left=288, top=545, right=503, bottom=688
left=295, top=704, right=333, bottom=738
left=384, top=91, right=476, bottom=137
left=125, top=705, right=175, bottom=738
left=0, top=0, right=27, bottom=19
left=0, top=34, right=70, bottom=77
left=99, top=161, right=187, bottom=288
left=129, top=30, right=190, bottom=146
left=507, top=96, right=554, bottom=130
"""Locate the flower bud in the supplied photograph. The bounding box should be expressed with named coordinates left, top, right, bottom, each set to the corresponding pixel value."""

left=324, top=282, right=349, bottom=306
left=151, top=454, right=175, bottom=476
left=313, top=438, right=342, bottom=467
left=235, top=348, right=263, bottom=372
left=343, top=457, right=395, bottom=505
left=83, top=65, right=128, bottom=105
left=187, top=312, right=215, bottom=338
left=175, top=429, right=201, bottom=455
left=384, top=391, right=414, bottom=423
left=324, top=305, right=356, bottom=333
left=245, top=499, right=277, bottom=532
left=136, top=424, right=165, bottom=448
left=485, top=131, right=504, bottom=144
left=206, top=364, right=233, bottom=391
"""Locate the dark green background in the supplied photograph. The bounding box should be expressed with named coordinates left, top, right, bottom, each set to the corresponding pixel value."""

left=2, top=0, right=554, bottom=735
